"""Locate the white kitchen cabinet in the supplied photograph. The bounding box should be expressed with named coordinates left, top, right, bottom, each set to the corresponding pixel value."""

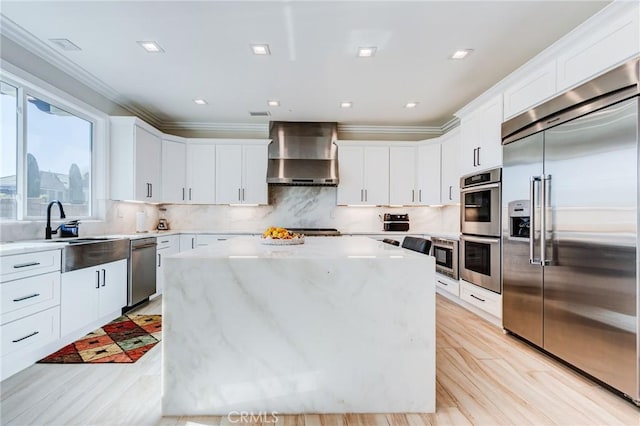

left=162, top=136, right=187, bottom=203
left=179, top=234, right=197, bottom=251
left=215, top=141, right=268, bottom=205
left=155, top=235, right=180, bottom=296
left=556, top=5, right=639, bottom=92
left=417, top=143, right=441, bottom=205
left=388, top=144, right=440, bottom=206
left=110, top=117, right=162, bottom=202
left=187, top=143, right=216, bottom=204
left=389, top=146, right=417, bottom=205
left=460, top=280, right=502, bottom=319
left=503, top=61, right=557, bottom=120
left=440, top=128, right=461, bottom=205
left=435, top=274, right=460, bottom=298
left=337, top=143, right=389, bottom=205
left=60, top=259, right=127, bottom=336
left=459, top=94, right=503, bottom=175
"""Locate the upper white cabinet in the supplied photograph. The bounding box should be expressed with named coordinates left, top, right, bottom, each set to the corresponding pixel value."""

left=503, top=61, right=557, bottom=120
left=417, top=143, right=441, bottom=205
left=161, top=136, right=187, bottom=203
left=215, top=141, right=269, bottom=205
left=556, top=5, right=639, bottom=92
left=459, top=94, right=503, bottom=175
left=187, top=143, right=216, bottom=204
left=337, top=143, right=389, bottom=206
left=110, top=117, right=162, bottom=202
left=440, top=128, right=461, bottom=205
left=389, top=143, right=441, bottom=206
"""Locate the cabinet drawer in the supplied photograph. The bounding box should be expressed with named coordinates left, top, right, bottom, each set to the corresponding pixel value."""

left=1, top=250, right=61, bottom=283
left=460, top=280, right=501, bottom=319
left=1, top=272, right=61, bottom=325
left=436, top=274, right=460, bottom=297
left=0, top=306, right=60, bottom=357
left=156, top=235, right=179, bottom=250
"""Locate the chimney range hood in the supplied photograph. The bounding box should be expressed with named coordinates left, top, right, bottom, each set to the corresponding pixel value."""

left=267, top=121, right=339, bottom=186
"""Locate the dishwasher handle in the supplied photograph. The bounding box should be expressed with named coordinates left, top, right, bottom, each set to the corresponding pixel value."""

left=132, top=243, right=157, bottom=250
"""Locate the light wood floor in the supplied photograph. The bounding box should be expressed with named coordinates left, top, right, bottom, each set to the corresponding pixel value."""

left=1, top=295, right=638, bottom=425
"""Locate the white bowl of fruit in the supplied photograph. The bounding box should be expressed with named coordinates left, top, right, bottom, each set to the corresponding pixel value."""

left=260, top=227, right=305, bottom=245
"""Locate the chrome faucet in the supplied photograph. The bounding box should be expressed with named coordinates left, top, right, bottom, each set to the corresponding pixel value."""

left=45, top=200, right=66, bottom=239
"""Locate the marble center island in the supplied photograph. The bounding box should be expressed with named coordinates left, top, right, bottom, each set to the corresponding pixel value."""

left=162, top=236, right=435, bottom=415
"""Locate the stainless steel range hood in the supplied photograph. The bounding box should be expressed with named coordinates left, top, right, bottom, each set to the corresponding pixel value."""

left=267, top=121, right=339, bottom=185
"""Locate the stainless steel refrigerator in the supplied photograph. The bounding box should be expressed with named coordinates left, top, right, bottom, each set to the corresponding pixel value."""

left=501, top=58, right=639, bottom=404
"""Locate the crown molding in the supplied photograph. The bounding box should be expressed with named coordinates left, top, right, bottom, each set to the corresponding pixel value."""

left=440, top=117, right=460, bottom=133
left=338, top=124, right=442, bottom=135
left=0, top=14, right=163, bottom=128
left=160, top=122, right=269, bottom=132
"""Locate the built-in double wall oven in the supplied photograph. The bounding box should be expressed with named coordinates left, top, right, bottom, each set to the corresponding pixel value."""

left=460, top=168, right=502, bottom=293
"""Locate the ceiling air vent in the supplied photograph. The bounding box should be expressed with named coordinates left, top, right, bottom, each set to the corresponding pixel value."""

left=249, top=111, right=271, bottom=117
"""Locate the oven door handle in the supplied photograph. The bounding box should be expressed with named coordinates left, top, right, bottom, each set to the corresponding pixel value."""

left=529, top=176, right=542, bottom=265
left=461, top=235, right=500, bottom=245
left=460, top=182, right=500, bottom=193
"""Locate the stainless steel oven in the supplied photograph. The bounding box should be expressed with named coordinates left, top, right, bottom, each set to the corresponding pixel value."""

left=460, top=234, right=501, bottom=293
left=431, top=237, right=458, bottom=280
left=460, top=168, right=501, bottom=237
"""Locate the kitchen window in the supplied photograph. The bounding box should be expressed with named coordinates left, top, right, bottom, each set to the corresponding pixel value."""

left=0, top=76, right=100, bottom=220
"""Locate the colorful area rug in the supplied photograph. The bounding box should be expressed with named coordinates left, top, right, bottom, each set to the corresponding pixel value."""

left=38, top=314, right=161, bottom=364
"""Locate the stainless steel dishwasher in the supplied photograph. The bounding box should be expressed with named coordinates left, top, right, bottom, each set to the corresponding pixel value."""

left=127, top=237, right=157, bottom=309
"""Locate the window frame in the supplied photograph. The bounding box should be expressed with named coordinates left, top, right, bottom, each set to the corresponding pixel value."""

left=0, top=68, right=107, bottom=222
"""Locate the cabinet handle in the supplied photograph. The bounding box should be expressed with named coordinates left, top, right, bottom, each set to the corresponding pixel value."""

left=101, top=269, right=106, bottom=287
left=189, top=188, right=192, bottom=201
left=12, top=331, right=39, bottom=343
left=412, top=190, right=415, bottom=202
left=182, top=188, right=185, bottom=201
left=191, top=237, right=195, bottom=249
left=242, top=188, right=245, bottom=201
left=238, top=188, right=241, bottom=201
left=419, top=189, right=422, bottom=202
left=360, top=189, right=363, bottom=202
left=96, top=270, right=100, bottom=289
left=13, top=261, right=40, bottom=269
left=146, top=183, right=149, bottom=198
left=160, top=240, right=169, bottom=243
left=472, top=148, right=477, bottom=167
left=437, top=280, right=449, bottom=286
left=13, top=293, right=40, bottom=302
left=365, top=189, right=368, bottom=202
left=476, top=147, right=481, bottom=166
left=470, top=294, right=486, bottom=303
left=449, top=185, right=453, bottom=200
left=158, top=253, right=162, bottom=267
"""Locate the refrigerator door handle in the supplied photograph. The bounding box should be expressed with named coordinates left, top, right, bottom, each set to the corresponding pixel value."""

left=541, top=174, right=551, bottom=265
left=530, top=176, right=542, bottom=265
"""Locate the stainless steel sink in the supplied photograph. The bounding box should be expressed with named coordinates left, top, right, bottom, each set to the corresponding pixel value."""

left=58, top=238, right=130, bottom=272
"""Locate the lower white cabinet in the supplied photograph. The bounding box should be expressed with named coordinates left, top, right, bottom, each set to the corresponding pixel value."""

left=156, top=235, right=180, bottom=296
left=179, top=234, right=197, bottom=251
left=459, top=280, right=502, bottom=319
left=60, top=259, right=127, bottom=336
left=435, top=273, right=460, bottom=297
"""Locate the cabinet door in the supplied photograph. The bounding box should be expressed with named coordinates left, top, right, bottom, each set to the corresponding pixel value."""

left=135, top=126, right=162, bottom=202
left=336, top=146, right=364, bottom=205
left=441, top=129, right=461, bottom=205
left=61, top=267, right=99, bottom=336
left=363, top=146, right=389, bottom=205
left=98, top=260, right=127, bottom=318
left=503, top=61, right=556, bottom=119
left=417, top=144, right=441, bottom=205
left=389, top=146, right=417, bottom=205
left=242, top=145, right=268, bottom=204
left=459, top=112, right=481, bottom=175
left=188, top=144, right=216, bottom=203
left=215, top=145, right=243, bottom=204
left=179, top=234, right=197, bottom=251
left=477, top=95, right=503, bottom=170
left=162, top=139, right=186, bottom=203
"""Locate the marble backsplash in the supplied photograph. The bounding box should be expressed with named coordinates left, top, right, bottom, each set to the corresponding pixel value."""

left=162, top=186, right=459, bottom=234
left=0, top=187, right=459, bottom=242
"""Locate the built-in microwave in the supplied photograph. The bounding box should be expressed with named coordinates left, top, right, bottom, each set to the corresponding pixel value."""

left=432, top=237, right=458, bottom=280
left=460, top=168, right=501, bottom=237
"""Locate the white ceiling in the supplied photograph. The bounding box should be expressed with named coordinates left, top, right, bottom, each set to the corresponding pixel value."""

left=1, top=1, right=610, bottom=129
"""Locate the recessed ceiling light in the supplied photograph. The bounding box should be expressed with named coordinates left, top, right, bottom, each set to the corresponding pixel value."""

left=267, top=100, right=280, bottom=107
left=357, top=47, right=377, bottom=57
left=193, top=99, right=208, bottom=105
left=137, top=41, right=164, bottom=53
left=450, top=49, right=473, bottom=59
left=49, top=38, right=81, bottom=51
left=340, top=101, right=353, bottom=108
left=251, top=44, right=271, bottom=55
left=405, top=102, right=419, bottom=108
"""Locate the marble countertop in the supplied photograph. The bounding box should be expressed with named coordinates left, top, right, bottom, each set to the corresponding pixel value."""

left=176, top=235, right=429, bottom=260
left=0, top=241, right=68, bottom=256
